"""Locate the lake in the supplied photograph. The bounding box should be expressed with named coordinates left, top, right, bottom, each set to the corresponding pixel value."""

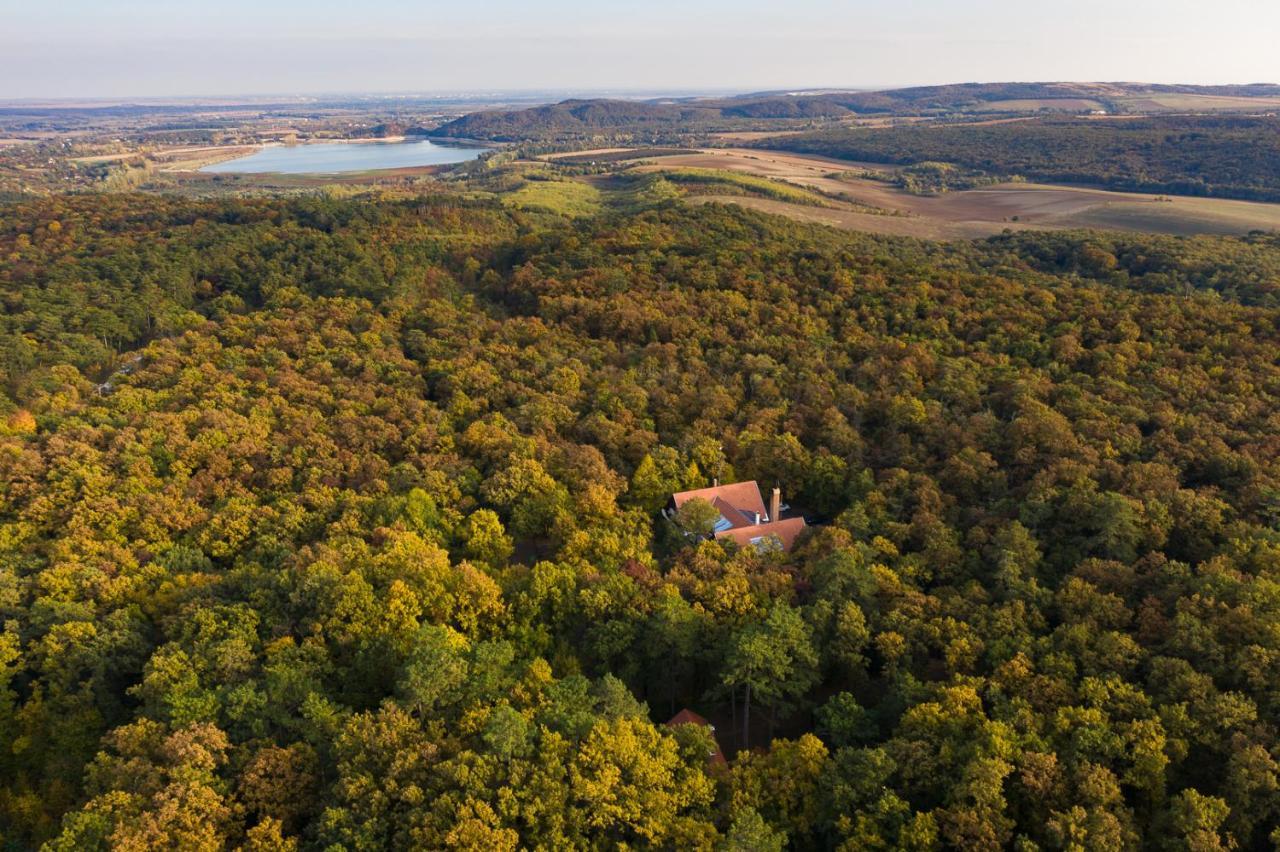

left=203, top=139, right=490, bottom=174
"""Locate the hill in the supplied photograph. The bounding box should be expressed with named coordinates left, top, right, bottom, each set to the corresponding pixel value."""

left=426, top=98, right=725, bottom=141
left=760, top=114, right=1280, bottom=203
left=428, top=83, right=1280, bottom=141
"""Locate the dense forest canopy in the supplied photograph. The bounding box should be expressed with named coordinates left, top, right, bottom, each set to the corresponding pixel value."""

left=0, top=192, right=1279, bottom=850
left=761, top=116, right=1280, bottom=203
left=428, top=99, right=731, bottom=141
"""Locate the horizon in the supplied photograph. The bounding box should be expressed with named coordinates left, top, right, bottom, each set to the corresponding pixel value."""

left=5, top=79, right=1280, bottom=109
left=5, top=0, right=1280, bottom=99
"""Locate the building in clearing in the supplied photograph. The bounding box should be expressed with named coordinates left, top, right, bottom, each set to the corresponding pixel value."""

left=666, top=480, right=807, bottom=552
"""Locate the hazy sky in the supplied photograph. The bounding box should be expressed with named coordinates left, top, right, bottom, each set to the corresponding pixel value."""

left=4, top=0, right=1278, bottom=99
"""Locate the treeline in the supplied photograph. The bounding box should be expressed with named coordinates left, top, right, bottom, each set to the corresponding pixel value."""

left=428, top=99, right=733, bottom=142
left=761, top=116, right=1280, bottom=203
left=978, top=230, right=1280, bottom=307
left=428, top=84, right=1280, bottom=142
left=892, top=162, right=1010, bottom=195
left=0, top=195, right=1279, bottom=848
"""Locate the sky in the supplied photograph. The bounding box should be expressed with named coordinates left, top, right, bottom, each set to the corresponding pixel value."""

left=3, top=0, right=1279, bottom=99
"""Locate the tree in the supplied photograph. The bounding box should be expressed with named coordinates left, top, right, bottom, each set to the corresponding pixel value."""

left=48, top=721, right=236, bottom=852
left=722, top=604, right=819, bottom=747
left=567, top=717, right=717, bottom=847
left=675, top=497, right=721, bottom=539
left=1167, top=789, right=1235, bottom=851
left=629, top=448, right=686, bottom=513
left=722, top=807, right=787, bottom=852
left=731, top=734, right=830, bottom=845
left=460, top=509, right=514, bottom=567
left=398, top=625, right=470, bottom=716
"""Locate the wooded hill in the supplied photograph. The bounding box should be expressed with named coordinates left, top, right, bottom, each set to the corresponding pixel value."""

left=1, top=192, right=1279, bottom=848
left=427, top=83, right=1280, bottom=141
left=761, top=115, right=1280, bottom=203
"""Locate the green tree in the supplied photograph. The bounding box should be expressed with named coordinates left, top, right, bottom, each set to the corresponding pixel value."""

left=460, top=509, right=514, bottom=567
left=723, top=604, right=819, bottom=746
left=675, top=497, right=721, bottom=539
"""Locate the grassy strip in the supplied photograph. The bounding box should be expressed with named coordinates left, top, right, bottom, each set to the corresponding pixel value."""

left=551, top=147, right=695, bottom=165
left=656, top=167, right=833, bottom=207
left=503, top=177, right=604, bottom=217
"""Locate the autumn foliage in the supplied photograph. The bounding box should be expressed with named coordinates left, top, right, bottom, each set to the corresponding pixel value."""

left=0, top=194, right=1277, bottom=849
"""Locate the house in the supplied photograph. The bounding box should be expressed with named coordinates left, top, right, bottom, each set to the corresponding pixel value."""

left=667, top=480, right=807, bottom=552
left=666, top=708, right=727, bottom=767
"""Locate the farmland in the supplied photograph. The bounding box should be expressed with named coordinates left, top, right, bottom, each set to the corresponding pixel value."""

left=609, top=148, right=1280, bottom=238
left=760, top=115, right=1280, bottom=202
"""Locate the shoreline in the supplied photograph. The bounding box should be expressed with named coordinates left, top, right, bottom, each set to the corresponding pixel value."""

left=159, top=136, right=491, bottom=173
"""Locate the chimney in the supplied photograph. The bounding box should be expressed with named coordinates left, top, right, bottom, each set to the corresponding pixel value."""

left=770, top=487, right=781, bottom=524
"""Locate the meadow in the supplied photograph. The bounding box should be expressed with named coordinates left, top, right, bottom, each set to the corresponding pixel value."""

left=610, top=148, right=1280, bottom=239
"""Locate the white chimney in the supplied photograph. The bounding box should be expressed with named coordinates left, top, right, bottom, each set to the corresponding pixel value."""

left=770, top=487, right=781, bottom=524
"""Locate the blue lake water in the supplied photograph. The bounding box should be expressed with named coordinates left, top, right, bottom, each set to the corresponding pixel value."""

left=203, top=139, right=490, bottom=174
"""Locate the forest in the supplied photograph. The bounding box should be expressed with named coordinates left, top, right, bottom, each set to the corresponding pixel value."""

left=428, top=84, right=1280, bottom=142
left=762, top=116, right=1280, bottom=203
left=0, top=191, right=1278, bottom=850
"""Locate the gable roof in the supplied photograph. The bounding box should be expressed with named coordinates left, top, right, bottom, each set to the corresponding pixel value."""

left=715, top=517, right=808, bottom=552
left=672, top=481, right=768, bottom=527
left=711, top=496, right=753, bottom=528
left=668, top=708, right=712, bottom=728
left=666, top=708, right=728, bottom=767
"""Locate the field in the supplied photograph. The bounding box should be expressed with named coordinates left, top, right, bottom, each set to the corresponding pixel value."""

left=705, top=129, right=814, bottom=142
left=973, top=98, right=1106, bottom=112
left=150, top=144, right=260, bottom=171
left=503, top=176, right=605, bottom=216
left=630, top=148, right=893, bottom=186
left=972, top=94, right=1280, bottom=113
left=1114, top=93, right=1280, bottom=111
left=654, top=167, right=835, bottom=206
left=762, top=116, right=1280, bottom=202
left=625, top=148, right=1280, bottom=238
left=1052, top=192, right=1280, bottom=235
left=685, top=195, right=1002, bottom=239
left=545, top=147, right=693, bottom=164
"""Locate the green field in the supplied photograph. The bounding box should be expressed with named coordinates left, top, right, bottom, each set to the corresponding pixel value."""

left=654, top=166, right=835, bottom=206
left=503, top=176, right=604, bottom=216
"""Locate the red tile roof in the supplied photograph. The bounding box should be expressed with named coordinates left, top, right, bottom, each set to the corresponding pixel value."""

left=711, top=496, right=753, bottom=528
left=671, top=480, right=806, bottom=551
left=666, top=709, right=727, bottom=767
left=715, top=517, right=808, bottom=552
left=668, top=708, right=711, bottom=727
left=672, top=481, right=768, bottom=526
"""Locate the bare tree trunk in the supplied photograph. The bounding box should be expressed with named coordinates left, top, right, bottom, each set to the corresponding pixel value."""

left=730, top=685, right=737, bottom=749
left=743, top=683, right=751, bottom=750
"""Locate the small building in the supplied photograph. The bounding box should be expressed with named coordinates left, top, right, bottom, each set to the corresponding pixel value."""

left=667, top=708, right=727, bottom=767
left=667, top=480, right=807, bottom=552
